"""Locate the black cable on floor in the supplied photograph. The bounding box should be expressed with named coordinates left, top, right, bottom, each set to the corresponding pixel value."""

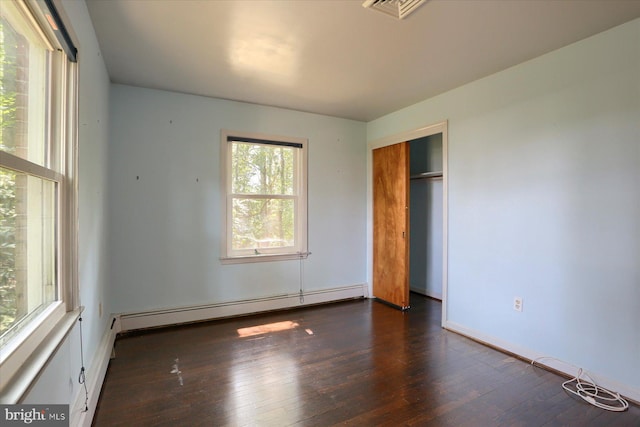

left=78, top=314, right=89, bottom=412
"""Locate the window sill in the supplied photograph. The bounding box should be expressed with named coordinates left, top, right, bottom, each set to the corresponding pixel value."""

left=220, top=252, right=310, bottom=265
left=0, top=307, right=81, bottom=403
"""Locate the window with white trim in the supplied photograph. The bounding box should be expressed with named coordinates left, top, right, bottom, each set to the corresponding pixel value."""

left=0, top=0, right=77, bottom=398
left=221, top=131, right=307, bottom=263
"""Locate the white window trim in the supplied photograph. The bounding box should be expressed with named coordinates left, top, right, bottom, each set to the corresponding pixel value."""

left=0, top=0, right=79, bottom=402
left=220, top=130, right=308, bottom=264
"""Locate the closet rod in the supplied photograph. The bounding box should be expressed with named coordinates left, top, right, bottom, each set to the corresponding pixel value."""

left=410, top=171, right=443, bottom=180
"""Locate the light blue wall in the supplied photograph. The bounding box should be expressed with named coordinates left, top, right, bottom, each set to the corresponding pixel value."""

left=369, top=19, right=640, bottom=391
left=108, top=86, right=367, bottom=313
left=24, top=0, right=111, bottom=408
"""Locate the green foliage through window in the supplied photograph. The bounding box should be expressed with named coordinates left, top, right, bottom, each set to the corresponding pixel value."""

left=0, top=18, right=20, bottom=334
left=0, top=169, right=17, bottom=334
left=230, top=141, right=297, bottom=252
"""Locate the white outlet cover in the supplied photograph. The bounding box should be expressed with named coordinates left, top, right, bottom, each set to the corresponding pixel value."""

left=514, top=297, right=523, bottom=312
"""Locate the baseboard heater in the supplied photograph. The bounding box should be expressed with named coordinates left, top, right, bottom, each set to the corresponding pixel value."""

left=117, top=284, right=367, bottom=332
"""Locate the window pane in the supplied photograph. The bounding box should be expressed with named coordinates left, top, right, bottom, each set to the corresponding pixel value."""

left=0, top=167, right=57, bottom=346
left=232, top=198, right=294, bottom=250
left=231, top=142, right=294, bottom=195
left=1, top=8, right=50, bottom=167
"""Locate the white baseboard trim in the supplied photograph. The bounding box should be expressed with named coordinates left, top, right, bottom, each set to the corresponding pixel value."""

left=444, top=320, right=640, bottom=404
left=118, top=284, right=366, bottom=332
left=70, top=318, right=118, bottom=427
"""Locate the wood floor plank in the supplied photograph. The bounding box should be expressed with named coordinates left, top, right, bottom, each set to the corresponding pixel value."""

left=93, top=295, right=640, bottom=426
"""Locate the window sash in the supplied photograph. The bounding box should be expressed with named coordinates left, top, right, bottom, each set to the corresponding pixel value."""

left=229, top=140, right=298, bottom=197
left=228, top=195, right=298, bottom=256
left=0, top=152, right=63, bottom=183
left=0, top=166, right=59, bottom=347
left=221, top=130, right=308, bottom=262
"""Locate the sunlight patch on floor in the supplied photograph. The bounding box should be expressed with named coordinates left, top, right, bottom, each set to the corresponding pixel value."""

left=237, top=320, right=300, bottom=338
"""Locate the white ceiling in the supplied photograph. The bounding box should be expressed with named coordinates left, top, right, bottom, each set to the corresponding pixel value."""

left=85, top=0, right=640, bottom=122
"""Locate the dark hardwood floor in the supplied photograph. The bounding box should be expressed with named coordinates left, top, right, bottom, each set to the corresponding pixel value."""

left=93, top=294, right=639, bottom=426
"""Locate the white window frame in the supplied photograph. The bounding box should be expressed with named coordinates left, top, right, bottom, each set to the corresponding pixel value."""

left=220, top=130, right=308, bottom=264
left=0, top=0, right=78, bottom=402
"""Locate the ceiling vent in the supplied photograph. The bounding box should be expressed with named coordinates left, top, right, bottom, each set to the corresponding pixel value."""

left=362, top=0, right=427, bottom=19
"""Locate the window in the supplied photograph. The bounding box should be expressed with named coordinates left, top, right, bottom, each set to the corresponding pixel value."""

left=0, top=0, right=77, bottom=399
left=221, top=131, right=307, bottom=263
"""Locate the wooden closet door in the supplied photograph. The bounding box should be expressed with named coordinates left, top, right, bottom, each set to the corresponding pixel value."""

left=372, top=142, right=410, bottom=310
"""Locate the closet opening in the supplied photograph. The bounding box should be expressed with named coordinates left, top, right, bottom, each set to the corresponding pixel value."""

left=409, top=134, right=443, bottom=301
left=370, top=120, right=448, bottom=324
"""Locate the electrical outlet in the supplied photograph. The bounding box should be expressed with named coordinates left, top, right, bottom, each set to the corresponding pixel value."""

left=514, top=297, right=523, bottom=312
